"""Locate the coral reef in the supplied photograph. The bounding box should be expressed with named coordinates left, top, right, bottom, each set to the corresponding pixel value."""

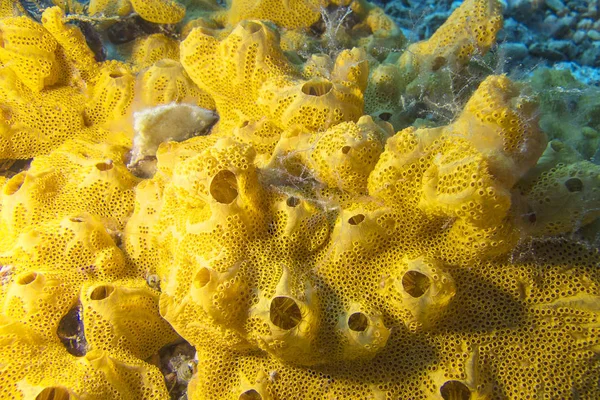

left=1, top=0, right=600, bottom=399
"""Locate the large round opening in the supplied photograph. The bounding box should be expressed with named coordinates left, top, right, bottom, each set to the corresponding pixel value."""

left=210, top=170, right=238, bottom=204
left=348, top=312, right=368, bottom=332
left=90, top=285, right=114, bottom=301
left=286, top=197, right=300, bottom=207
left=301, top=80, right=333, bottom=97
left=565, top=177, right=583, bottom=192
left=348, top=214, right=365, bottom=226
left=239, top=389, right=262, bottom=400
left=108, top=69, right=125, bottom=79
left=16, top=272, right=38, bottom=285
left=95, top=161, right=113, bottom=171
left=35, top=387, right=73, bottom=400
left=194, top=267, right=211, bottom=288
left=401, top=270, right=431, bottom=298
left=440, top=380, right=471, bottom=400
left=378, top=112, right=392, bottom=121
left=270, top=296, right=302, bottom=330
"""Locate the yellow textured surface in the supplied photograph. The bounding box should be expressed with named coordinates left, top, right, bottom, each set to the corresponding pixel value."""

left=1, top=0, right=600, bottom=398
left=41, top=7, right=99, bottom=84
left=122, top=76, right=599, bottom=399
left=0, top=68, right=90, bottom=159
left=0, top=133, right=171, bottom=399
left=271, top=116, right=393, bottom=194
left=81, top=278, right=178, bottom=359
left=181, top=21, right=368, bottom=132
left=0, top=16, right=60, bottom=92
left=130, top=0, right=186, bottom=24
left=0, top=0, right=14, bottom=18
left=84, top=61, right=135, bottom=126
left=398, top=0, right=502, bottom=71
left=225, top=0, right=323, bottom=28
left=88, top=0, right=132, bottom=17
left=0, top=322, right=169, bottom=399
left=130, top=34, right=180, bottom=71
left=181, top=20, right=298, bottom=129
left=139, top=58, right=216, bottom=109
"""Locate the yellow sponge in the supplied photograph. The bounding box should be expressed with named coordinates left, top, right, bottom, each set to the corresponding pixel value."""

left=0, top=68, right=88, bottom=159
left=139, top=59, right=215, bottom=109
left=88, top=0, right=132, bottom=17
left=225, top=0, right=322, bottom=28
left=398, top=0, right=503, bottom=73
left=181, top=20, right=297, bottom=129
left=380, top=256, right=456, bottom=330
left=130, top=0, right=186, bottom=24
left=84, top=61, right=135, bottom=126
left=81, top=278, right=178, bottom=359
left=0, top=0, right=15, bottom=18
left=0, top=16, right=60, bottom=92
left=1, top=270, right=79, bottom=340
left=271, top=116, right=392, bottom=194
left=41, top=7, right=100, bottom=84
left=130, top=34, right=180, bottom=71
left=0, top=322, right=169, bottom=399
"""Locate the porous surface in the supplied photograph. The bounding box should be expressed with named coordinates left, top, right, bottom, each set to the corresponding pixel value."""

left=1, top=0, right=600, bottom=399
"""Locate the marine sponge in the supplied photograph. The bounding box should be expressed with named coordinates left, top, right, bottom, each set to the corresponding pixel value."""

left=126, top=75, right=600, bottom=399
left=84, top=61, right=135, bottom=126
left=130, top=0, right=186, bottom=24
left=138, top=58, right=215, bottom=109
left=0, top=68, right=90, bottom=159
left=41, top=7, right=100, bottom=84
left=181, top=20, right=298, bottom=129
left=0, top=16, right=60, bottom=92
left=224, top=0, right=322, bottom=28
left=2, top=0, right=600, bottom=398
left=0, top=322, right=170, bottom=399
left=130, top=33, right=180, bottom=71
left=397, top=0, right=502, bottom=74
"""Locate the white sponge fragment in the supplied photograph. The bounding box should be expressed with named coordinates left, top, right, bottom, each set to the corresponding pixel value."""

left=129, top=103, right=217, bottom=167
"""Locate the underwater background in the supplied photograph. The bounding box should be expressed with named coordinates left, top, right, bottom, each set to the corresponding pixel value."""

left=1, top=0, right=600, bottom=399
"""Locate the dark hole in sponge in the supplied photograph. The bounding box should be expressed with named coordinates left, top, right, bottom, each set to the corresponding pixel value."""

left=95, top=161, right=113, bottom=171
left=90, top=285, right=114, bottom=300
left=210, top=170, right=238, bottom=204
left=440, top=380, right=471, bottom=400
left=35, top=387, right=73, bottom=400
left=348, top=312, right=368, bottom=332
left=402, top=270, right=431, bottom=298
left=302, top=80, right=333, bottom=97
left=379, top=112, right=392, bottom=121
left=286, top=197, right=301, bottom=207
left=348, top=214, right=365, bottom=225
left=270, top=296, right=302, bottom=330
left=239, top=389, right=262, bottom=400
left=57, top=303, right=87, bottom=357
left=431, top=56, right=446, bottom=71
left=565, top=177, right=583, bottom=192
